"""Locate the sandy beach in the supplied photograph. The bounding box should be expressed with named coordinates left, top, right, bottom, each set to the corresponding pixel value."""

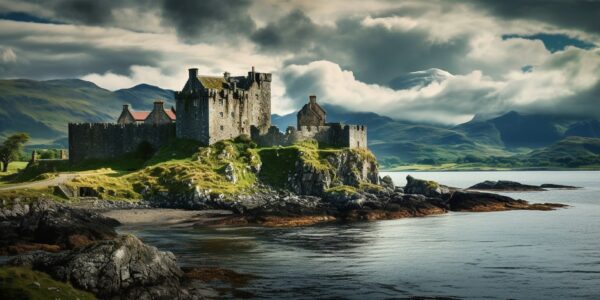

left=101, top=209, right=235, bottom=227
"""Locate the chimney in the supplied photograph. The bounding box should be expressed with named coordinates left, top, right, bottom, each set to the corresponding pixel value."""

left=122, top=104, right=130, bottom=111
left=153, top=100, right=164, bottom=112
left=188, top=68, right=198, bottom=79
left=309, top=95, right=317, bottom=104
left=224, top=71, right=230, bottom=81
left=249, top=66, right=256, bottom=81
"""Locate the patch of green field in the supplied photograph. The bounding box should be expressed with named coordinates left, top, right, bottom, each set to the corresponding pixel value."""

left=0, top=266, right=96, bottom=300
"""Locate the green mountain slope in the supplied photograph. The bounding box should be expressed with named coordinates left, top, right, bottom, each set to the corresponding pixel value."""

left=0, top=79, right=174, bottom=145
left=523, top=136, right=600, bottom=168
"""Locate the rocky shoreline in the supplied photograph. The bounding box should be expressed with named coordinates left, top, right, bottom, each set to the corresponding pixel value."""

left=0, top=175, right=568, bottom=299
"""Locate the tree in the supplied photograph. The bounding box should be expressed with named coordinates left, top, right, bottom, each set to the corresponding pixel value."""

left=0, top=133, right=29, bottom=172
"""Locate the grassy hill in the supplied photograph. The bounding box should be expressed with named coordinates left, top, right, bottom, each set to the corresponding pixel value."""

left=0, top=79, right=174, bottom=146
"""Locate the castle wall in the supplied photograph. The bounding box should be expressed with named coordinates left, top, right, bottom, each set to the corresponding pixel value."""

left=247, top=73, right=271, bottom=134
left=175, top=94, right=209, bottom=144
left=208, top=89, right=251, bottom=144
left=251, top=123, right=368, bottom=149
left=344, top=124, right=368, bottom=149
left=68, top=123, right=175, bottom=163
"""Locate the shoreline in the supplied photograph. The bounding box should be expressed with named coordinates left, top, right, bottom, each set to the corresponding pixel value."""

left=101, top=208, right=235, bottom=227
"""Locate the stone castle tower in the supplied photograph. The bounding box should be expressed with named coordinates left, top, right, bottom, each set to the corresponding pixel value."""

left=175, top=67, right=272, bottom=145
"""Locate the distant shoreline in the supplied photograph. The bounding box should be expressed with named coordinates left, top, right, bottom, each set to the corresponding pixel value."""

left=381, top=165, right=600, bottom=172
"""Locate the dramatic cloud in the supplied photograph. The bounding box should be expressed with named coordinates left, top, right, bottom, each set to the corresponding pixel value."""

left=161, top=0, right=256, bottom=43
left=0, top=0, right=598, bottom=122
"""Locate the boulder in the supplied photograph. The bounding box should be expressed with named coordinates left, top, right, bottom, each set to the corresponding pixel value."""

left=9, top=235, right=190, bottom=299
left=404, top=175, right=451, bottom=197
left=0, top=200, right=120, bottom=254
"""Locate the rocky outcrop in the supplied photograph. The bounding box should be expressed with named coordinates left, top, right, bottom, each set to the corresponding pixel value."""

left=468, top=180, right=545, bottom=191
left=0, top=200, right=120, bottom=255
left=9, top=235, right=192, bottom=300
left=288, top=149, right=379, bottom=195
left=540, top=183, right=580, bottom=189
left=448, top=190, right=566, bottom=211
left=404, top=175, right=453, bottom=198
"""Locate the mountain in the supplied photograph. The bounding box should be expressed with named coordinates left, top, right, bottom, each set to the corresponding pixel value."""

left=458, top=111, right=600, bottom=148
left=388, top=68, right=453, bottom=90
left=114, top=84, right=175, bottom=109
left=0, top=79, right=174, bottom=145
left=519, top=136, right=600, bottom=168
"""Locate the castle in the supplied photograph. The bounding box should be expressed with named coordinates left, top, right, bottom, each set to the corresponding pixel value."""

left=68, top=67, right=367, bottom=162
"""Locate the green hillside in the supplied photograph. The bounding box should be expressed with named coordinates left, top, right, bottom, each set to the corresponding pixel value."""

left=0, top=79, right=174, bottom=145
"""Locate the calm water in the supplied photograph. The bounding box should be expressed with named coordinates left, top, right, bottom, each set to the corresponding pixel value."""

left=122, top=171, right=600, bottom=299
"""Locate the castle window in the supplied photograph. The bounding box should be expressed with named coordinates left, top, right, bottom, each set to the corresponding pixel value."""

left=231, top=112, right=235, bottom=118
left=193, top=100, right=198, bottom=107
left=220, top=112, right=224, bottom=118
left=220, top=125, right=224, bottom=131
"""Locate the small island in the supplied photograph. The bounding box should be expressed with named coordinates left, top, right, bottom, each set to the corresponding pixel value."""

left=0, top=67, right=567, bottom=299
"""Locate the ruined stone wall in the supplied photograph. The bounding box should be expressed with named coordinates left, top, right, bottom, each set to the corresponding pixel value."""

left=68, top=123, right=175, bottom=163
left=251, top=123, right=368, bottom=149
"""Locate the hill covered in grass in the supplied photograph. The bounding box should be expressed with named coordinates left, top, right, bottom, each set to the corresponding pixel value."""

left=0, top=79, right=174, bottom=145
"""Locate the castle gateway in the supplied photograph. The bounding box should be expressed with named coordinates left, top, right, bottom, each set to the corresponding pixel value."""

left=69, top=67, right=367, bottom=163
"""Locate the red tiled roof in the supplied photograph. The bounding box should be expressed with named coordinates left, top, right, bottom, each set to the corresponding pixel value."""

left=165, top=109, right=176, bottom=120
left=131, top=111, right=150, bottom=121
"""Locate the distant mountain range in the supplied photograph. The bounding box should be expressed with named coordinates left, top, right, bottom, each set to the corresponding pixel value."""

left=1, top=78, right=599, bottom=169
left=0, top=79, right=174, bottom=145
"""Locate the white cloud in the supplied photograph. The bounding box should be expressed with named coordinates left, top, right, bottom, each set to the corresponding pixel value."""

left=361, top=16, right=418, bottom=31
left=281, top=49, right=600, bottom=124
left=0, top=47, right=17, bottom=63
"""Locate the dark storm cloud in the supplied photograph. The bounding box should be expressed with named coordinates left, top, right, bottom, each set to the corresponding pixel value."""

left=0, top=25, right=162, bottom=79
left=161, top=0, right=256, bottom=43
left=251, top=10, right=324, bottom=52
left=252, top=11, right=470, bottom=85
left=55, top=0, right=115, bottom=25
left=469, top=0, right=600, bottom=34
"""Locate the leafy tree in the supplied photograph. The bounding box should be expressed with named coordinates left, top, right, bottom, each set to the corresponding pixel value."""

left=0, top=133, right=29, bottom=172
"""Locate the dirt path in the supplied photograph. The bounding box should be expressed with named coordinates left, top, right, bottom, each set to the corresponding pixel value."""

left=0, top=173, right=77, bottom=191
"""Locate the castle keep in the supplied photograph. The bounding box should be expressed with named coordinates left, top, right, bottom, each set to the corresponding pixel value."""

left=69, top=67, right=367, bottom=163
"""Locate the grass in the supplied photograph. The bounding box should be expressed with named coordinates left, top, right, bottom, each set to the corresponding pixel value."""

left=0, top=266, right=96, bottom=300
left=0, top=161, right=29, bottom=184
left=325, top=185, right=358, bottom=196
left=0, top=188, right=65, bottom=208
left=2, top=138, right=382, bottom=201
left=256, top=140, right=343, bottom=188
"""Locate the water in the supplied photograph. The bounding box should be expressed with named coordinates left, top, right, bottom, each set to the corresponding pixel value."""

left=122, top=171, right=600, bottom=299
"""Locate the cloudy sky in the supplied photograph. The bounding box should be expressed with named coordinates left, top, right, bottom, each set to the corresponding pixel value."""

left=0, top=0, right=599, bottom=124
